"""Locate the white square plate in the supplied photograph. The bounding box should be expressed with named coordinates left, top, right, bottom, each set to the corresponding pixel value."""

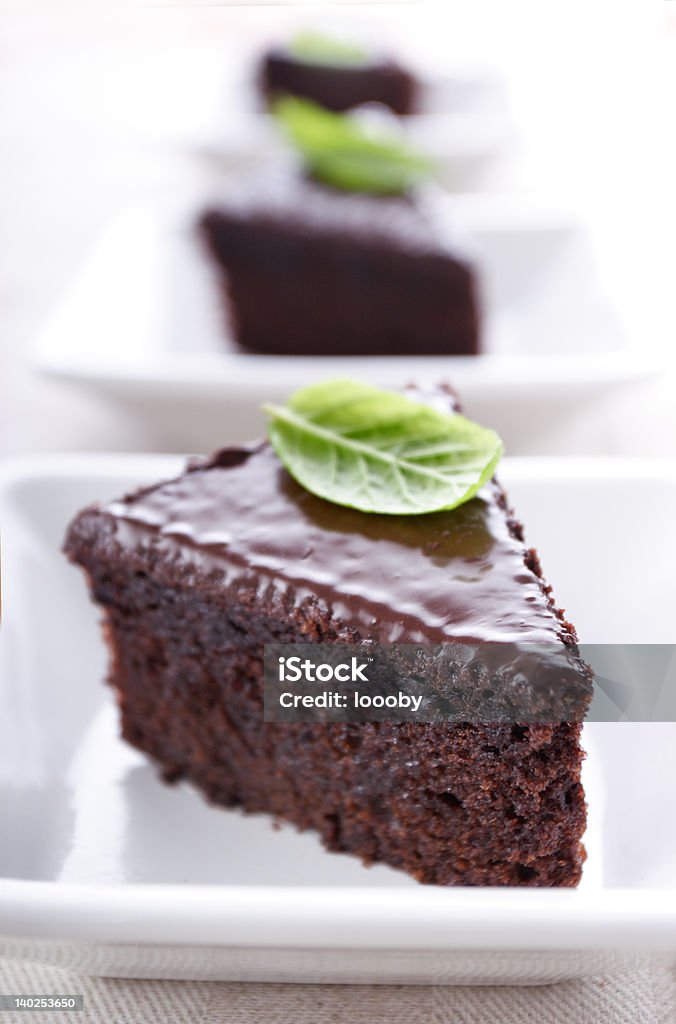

left=1, top=455, right=675, bottom=985
left=32, top=198, right=658, bottom=453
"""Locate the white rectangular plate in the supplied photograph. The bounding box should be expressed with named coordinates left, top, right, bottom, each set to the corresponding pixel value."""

left=33, top=198, right=658, bottom=452
left=1, top=455, right=675, bottom=985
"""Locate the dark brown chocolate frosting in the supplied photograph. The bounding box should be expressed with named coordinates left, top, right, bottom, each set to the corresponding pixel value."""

left=105, top=443, right=571, bottom=646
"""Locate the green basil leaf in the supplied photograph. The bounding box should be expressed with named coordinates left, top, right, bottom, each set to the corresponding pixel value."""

left=289, top=32, right=369, bottom=67
left=263, top=380, right=504, bottom=516
left=273, top=96, right=433, bottom=195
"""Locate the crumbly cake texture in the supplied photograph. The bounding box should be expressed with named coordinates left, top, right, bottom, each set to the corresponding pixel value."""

left=199, top=173, right=480, bottom=357
left=64, top=395, right=590, bottom=887
left=260, top=49, right=418, bottom=114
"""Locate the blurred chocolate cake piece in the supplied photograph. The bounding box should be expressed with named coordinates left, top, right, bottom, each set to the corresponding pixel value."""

left=260, top=39, right=418, bottom=114
left=199, top=170, right=480, bottom=356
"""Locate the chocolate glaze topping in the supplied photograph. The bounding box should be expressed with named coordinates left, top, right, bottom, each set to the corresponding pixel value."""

left=105, top=443, right=572, bottom=646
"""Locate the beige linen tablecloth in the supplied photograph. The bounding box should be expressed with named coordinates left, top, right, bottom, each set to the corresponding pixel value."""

left=0, top=954, right=675, bottom=1023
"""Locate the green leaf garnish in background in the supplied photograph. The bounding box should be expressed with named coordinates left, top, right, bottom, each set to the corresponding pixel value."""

left=263, top=380, right=504, bottom=516
left=289, top=31, right=369, bottom=67
left=273, top=96, right=433, bottom=195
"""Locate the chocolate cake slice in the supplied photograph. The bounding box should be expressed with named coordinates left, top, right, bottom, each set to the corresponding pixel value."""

left=199, top=171, right=480, bottom=357
left=260, top=47, right=418, bottom=115
left=65, top=388, right=589, bottom=886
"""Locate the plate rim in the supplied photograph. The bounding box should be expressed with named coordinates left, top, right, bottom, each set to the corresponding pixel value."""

left=2, top=877, right=676, bottom=950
